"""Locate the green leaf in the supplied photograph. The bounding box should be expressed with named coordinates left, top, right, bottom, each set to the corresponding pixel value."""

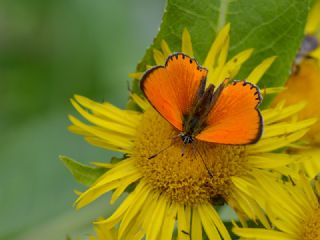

left=134, top=0, right=309, bottom=101
left=60, top=155, right=107, bottom=186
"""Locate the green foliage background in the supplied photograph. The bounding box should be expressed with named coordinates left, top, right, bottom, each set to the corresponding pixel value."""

left=0, top=0, right=164, bottom=239
left=136, top=0, right=309, bottom=107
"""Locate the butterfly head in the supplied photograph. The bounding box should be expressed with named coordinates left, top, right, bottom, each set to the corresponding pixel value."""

left=178, top=132, right=194, bottom=145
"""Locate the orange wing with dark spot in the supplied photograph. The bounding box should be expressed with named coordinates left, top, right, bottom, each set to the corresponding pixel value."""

left=196, top=80, right=263, bottom=144
left=140, top=53, right=208, bottom=131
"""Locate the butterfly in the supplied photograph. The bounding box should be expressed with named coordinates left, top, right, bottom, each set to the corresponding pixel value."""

left=140, top=52, right=263, bottom=146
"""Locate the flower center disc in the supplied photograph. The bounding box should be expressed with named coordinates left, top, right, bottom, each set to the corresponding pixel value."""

left=134, top=108, right=248, bottom=205
left=303, top=207, right=320, bottom=240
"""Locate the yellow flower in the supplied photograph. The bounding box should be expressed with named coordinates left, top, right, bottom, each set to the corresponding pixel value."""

left=233, top=174, right=320, bottom=240
left=273, top=0, right=320, bottom=179
left=69, top=25, right=315, bottom=240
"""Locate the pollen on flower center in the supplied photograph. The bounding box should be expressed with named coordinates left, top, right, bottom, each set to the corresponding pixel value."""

left=133, top=107, right=249, bottom=205
left=303, top=207, right=320, bottom=240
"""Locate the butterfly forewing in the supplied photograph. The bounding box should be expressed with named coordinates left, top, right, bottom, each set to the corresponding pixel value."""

left=140, top=53, right=208, bottom=131
left=196, top=80, right=263, bottom=144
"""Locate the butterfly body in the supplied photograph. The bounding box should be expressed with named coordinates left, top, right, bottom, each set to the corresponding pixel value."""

left=180, top=78, right=224, bottom=144
left=141, top=53, right=263, bottom=145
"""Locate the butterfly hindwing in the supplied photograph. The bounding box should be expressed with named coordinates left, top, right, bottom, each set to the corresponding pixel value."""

left=196, top=80, right=263, bottom=144
left=140, top=53, right=208, bottom=131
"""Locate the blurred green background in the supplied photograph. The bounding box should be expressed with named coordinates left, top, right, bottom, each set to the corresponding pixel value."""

left=0, top=0, right=164, bottom=239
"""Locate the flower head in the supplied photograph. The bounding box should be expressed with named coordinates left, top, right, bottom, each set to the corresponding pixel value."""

left=233, top=174, right=320, bottom=240
left=69, top=25, right=315, bottom=239
left=272, top=0, right=320, bottom=179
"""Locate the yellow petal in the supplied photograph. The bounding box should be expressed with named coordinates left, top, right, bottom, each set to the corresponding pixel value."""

left=301, top=148, right=320, bottom=178
left=247, top=153, right=296, bottom=169
left=233, top=227, right=293, bottom=240
left=125, top=192, right=155, bottom=239
left=76, top=181, right=121, bottom=208
left=231, top=177, right=271, bottom=229
left=131, top=94, right=149, bottom=111
left=265, top=86, right=286, bottom=94
left=76, top=159, right=138, bottom=208
left=95, top=193, right=135, bottom=228
left=204, top=204, right=231, bottom=240
left=203, top=23, right=230, bottom=69
left=177, top=204, right=190, bottom=240
left=197, top=204, right=221, bottom=240
left=182, top=28, right=194, bottom=57
left=128, top=72, right=143, bottom=80
left=161, top=40, right=172, bottom=57
left=300, top=174, right=318, bottom=209
left=246, top=56, right=276, bottom=84
left=262, top=101, right=306, bottom=125
left=191, top=207, right=202, bottom=240
left=221, top=48, right=254, bottom=81
left=110, top=172, right=142, bottom=204
left=254, top=171, right=305, bottom=220
left=160, top=203, right=178, bottom=239
left=94, top=223, right=117, bottom=240
left=74, top=95, right=141, bottom=127
left=305, top=0, right=320, bottom=35
left=153, top=49, right=166, bottom=65
left=84, top=136, right=133, bottom=153
left=91, top=162, right=114, bottom=168
left=92, top=158, right=137, bottom=188
left=209, top=36, right=230, bottom=85
left=230, top=187, right=255, bottom=220
left=247, top=129, right=309, bottom=154
left=146, top=195, right=168, bottom=240
left=309, top=47, right=320, bottom=60
left=118, top=182, right=150, bottom=238
left=263, top=118, right=317, bottom=138
left=69, top=115, right=134, bottom=149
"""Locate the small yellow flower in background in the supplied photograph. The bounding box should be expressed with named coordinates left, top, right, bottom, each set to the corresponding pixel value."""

left=273, top=0, right=320, bottom=178
left=69, top=24, right=315, bottom=240
left=233, top=174, right=320, bottom=240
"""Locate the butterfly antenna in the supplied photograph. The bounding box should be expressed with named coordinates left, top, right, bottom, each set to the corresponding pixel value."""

left=148, top=137, right=178, bottom=159
left=193, top=141, right=213, bottom=178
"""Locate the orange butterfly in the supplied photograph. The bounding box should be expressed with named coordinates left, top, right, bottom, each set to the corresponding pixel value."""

left=140, top=53, right=263, bottom=146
